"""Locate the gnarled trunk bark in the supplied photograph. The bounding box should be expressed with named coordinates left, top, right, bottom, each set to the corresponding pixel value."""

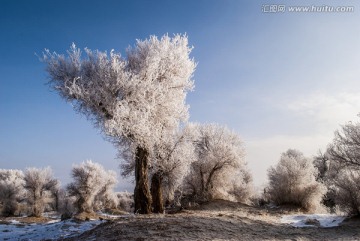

left=151, top=172, right=164, bottom=213
left=134, top=146, right=152, bottom=214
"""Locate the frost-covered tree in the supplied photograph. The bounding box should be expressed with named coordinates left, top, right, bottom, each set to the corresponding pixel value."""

left=182, top=124, right=250, bottom=202
left=0, top=169, right=25, bottom=216
left=327, top=121, right=360, bottom=169
left=42, top=34, right=195, bottom=214
left=67, top=160, right=117, bottom=213
left=23, top=167, right=59, bottom=217
left=267, top=149, right=326, bottom=212
left=324, top=120, right=360, bottom=215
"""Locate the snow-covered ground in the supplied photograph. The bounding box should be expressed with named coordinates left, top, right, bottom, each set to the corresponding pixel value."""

left=0, top=219, right=104, bottom=240
left=281, top=214, right=346, bottom=228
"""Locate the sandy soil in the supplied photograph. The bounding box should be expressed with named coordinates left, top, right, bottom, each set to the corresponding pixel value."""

left=60, top=200, right=360, bottom=241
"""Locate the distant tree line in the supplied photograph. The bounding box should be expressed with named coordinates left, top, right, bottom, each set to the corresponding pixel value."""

left=0, top=162, right=131, bottom=218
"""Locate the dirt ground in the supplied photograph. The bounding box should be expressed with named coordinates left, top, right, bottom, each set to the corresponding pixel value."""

left=60, top=200, right=360, bottom=241
left=0, top=216, right=54, bottom=224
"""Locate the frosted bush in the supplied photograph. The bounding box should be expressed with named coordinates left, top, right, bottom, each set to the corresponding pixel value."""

left=182, top=124, right=252, bottom=203
left=116, top=191, right=134, bottom=212
left=267, top=149, right=326, bottom=212
left=56, top=189, right=76, bottom=219
left=67, top=160, right=117, bottom=213
left=23, top=167, right=58, bottom=217
left=0, top=169, right=25, bottom=216
left=332, top=169, right=360, bottom=215
left=94, top=170, right=118, bottom=211
left=228, top=169, right=254, bottom=204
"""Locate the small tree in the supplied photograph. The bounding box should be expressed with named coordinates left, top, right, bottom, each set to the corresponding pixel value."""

left=67, top=160, right=117, bottom=213
left=267, top=149, right=326, bottom=212
left=182, top=124, right=250, bottom=203
left=23, top=167, right=58, bottom=217
left=42, top=34, right=196, bottom=214
left=0, top=169, right=25, bottom=216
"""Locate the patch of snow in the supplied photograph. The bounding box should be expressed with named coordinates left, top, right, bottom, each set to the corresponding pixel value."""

left=281, top=214, right=346, bottom=228
left=97, top=211, right=129, bottom=219
left=9, top=220, right=20, bottom=224
left=0, top=219, right=104, bottom=240
left=46, top=219, right=61, bottom=224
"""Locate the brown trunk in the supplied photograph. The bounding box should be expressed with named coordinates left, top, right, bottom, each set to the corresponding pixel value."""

left=151, top=172, right=164, bottom=213
left=134, top=146, right=152, bottom=214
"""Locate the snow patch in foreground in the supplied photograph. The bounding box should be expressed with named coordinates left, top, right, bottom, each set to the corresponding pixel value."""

left=281, top=214, right=346, bottom=228
left=0, top=219, right=104, bottom=240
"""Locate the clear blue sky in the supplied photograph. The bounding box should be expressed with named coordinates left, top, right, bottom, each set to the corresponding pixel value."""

left=1, top=0, right=360, bottom=190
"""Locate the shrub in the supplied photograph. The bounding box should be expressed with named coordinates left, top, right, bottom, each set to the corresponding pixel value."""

left=332, top=168, right=360, bottom=215
left=0, top=169, right=25, bottom=216
left=228, top=169, right=254, bottom=204
left=94, top=170, right=118, bottom=211
left=182, top=124, right=253, bottom=203
left=116, top=191, right=134, bottom=212
left=55, top=189, right=76, bottom=219
left=23, top=167, right=58, bottom=217
left=267, top=149, right=326, bottom=212
left=67, top=160, right=118, bottom=213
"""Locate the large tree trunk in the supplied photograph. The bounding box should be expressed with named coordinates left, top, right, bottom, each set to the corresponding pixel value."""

left=151, top=172, right=164, bottom=213
left=134, top=146, right=152, bottom=214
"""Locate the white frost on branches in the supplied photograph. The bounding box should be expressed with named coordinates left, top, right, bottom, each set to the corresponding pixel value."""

left=182, top=123, right=252, bottom=203
left=42, top=34, right=195, bottom=150
left=150, top=125, right=197, bottom=201
left=43, top=34, right=196, bottom=213
left=267, top=149, right=326, bottom=212
left=94, top=169, right=118, bottom=211
left=23, top=167, right=59, bottom=217
left=321, top=120, right=360, bottom=215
